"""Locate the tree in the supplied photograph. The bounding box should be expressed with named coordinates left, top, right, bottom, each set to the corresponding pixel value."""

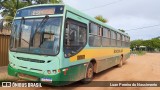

left=0, top=0, right=63, bottom=22
left=0, top=0, right=31, bottom=22
left=32, top=0, right=63, bottom=4
left=130, top=39, right=143, bottom=50
left=118, top=29, right=125, bottom=33
left=0, top=0, right=63, bottom=31
left=130, top=38, right=160, bottom=52
left=50, top=0, right=63, bottom=3
left=0, top=0, right=31, bottom=31
left=95, top=15, right=108, bottom=23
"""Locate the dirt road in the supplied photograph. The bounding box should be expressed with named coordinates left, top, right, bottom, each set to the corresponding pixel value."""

left=1, top=53, right=160, bottom=90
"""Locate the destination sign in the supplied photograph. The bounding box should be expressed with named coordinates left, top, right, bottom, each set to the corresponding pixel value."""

left=16, top=5, right=64, bottom=17
left=31, top=9, right=55, bottom=15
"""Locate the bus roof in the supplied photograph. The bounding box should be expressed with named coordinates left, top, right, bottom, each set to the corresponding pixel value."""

left=17, top=4, right=129, bottom=37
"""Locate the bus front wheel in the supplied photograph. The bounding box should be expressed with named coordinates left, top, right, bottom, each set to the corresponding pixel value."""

left=82, top=63, right=94, bottom=84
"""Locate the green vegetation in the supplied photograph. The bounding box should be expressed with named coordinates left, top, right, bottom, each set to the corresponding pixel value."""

left=95, top=15, right=108, bottom=23
left=130, top=37, right=160, bottom=52
left=33, top=0, right=63, bottom=4
left=119, top=29, right=125, bottom=33
left=0, top=0, right=31, bottom=27
left=132, top=51, right=146, bottom=56
left=0, top=0, right=63, bottom=29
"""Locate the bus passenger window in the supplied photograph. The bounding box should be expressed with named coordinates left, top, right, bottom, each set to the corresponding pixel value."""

left=117, top=33, right=122, bottom=46
left=89, top=23, right=101, bottom=47
left=122, top=35, right=125, bottom=47
left=111, top=31, right=117, bottom=46
left=125, top=37, right=130, bottom=47
left=102, top=28, right=110, bottom=47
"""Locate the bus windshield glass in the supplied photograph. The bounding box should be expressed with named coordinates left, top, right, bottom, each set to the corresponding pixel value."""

left=10, top=17, right=62, bottom=55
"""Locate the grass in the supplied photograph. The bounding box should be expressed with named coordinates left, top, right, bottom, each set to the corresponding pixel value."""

left=132, top=51, right=146, bottom=56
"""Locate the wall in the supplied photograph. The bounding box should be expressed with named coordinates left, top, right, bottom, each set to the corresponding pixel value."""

left=0, top=35, right=10, bottom=66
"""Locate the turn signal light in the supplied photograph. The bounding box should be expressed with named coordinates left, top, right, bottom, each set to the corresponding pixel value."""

left=58, top=69, right=61, bottom=73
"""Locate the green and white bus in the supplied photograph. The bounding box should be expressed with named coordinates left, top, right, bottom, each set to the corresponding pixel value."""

left=8, top=4, right=130, bottom=86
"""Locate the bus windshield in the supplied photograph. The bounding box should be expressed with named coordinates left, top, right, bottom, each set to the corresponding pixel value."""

left=10, top=17, right=62, bottom=55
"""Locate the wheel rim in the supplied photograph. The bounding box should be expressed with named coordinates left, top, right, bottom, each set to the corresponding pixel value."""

left=87, top=68, right=93, bottom=78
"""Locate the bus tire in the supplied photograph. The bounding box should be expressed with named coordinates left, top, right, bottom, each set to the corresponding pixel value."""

left=118, top=57, right=123, bottom=67
left=82, top=63, right=94, bottom=84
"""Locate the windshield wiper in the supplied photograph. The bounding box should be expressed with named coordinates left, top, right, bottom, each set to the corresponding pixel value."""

left=18, top=17, right=30, bottom=46
left=21, top=38, right=30, bottom=44
left=34, top=15, right=49, bottom=35
left=30, top=15, right=49, bottom=47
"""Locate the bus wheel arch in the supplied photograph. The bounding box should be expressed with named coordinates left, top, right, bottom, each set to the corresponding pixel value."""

left=118, top=54, right=124, bottom=67
left=121, top=54, right=124, bottom=58
left=82, top=60, right=95, bottom=83
left=90, top=59, right=97, bottom=73
left=121, top=54, right=124, bottom=61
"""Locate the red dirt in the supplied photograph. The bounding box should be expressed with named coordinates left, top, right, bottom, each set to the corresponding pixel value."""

left=1, top=53, right=160, bottom=90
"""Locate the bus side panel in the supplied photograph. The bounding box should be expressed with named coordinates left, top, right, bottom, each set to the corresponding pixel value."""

left=95, top=52, right=130, bottom=73
left=95, top=55, right=120, bottom=73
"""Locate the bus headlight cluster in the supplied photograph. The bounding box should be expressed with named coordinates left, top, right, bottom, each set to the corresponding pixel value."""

left=10, top=62, right=16, bottom=68
left=52, top=70, right=56, bottom=74
left=47, top=70, right=60, bottom=74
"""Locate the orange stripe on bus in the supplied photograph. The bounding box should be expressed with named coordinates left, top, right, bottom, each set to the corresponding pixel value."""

left=69, top=48, right=130, bottom=62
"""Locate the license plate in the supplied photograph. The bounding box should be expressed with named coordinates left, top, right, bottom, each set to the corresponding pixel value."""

left=41, top=78, right=52, bottom=83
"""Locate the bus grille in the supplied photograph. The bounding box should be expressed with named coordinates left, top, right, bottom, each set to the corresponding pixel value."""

left=17, top=57, right=45, bottom=63
left=19, top=66, right=27, bottom=69
left=30, top=68, right=42, bottom=71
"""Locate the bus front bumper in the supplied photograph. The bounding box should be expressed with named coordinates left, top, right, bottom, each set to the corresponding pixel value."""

left=7, top=64, right=66, bottom=86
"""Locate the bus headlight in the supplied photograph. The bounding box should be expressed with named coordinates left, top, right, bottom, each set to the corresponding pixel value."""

left=10, top=63, right=16, bottom=68
left=46, top=70, right=60, bottom=74
left=47, top=70, right=51, bottom=74
left=52, top=70, right=56, bottom=74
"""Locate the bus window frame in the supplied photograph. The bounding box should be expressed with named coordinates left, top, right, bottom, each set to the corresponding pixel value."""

left=122, top=35, right=126, bottom=47
left=63, top=18, right=87, bottom=58
left=102, top=27, right=111, bottom=47
left=89, top=22, right=100, bottom=35
left=89, top=22, right=102, bottom=47
left=125, top=36, right=130, bottom=47
left=110, top=30, right=117, bottom=47
left=117, top=32, right=122, bottom=47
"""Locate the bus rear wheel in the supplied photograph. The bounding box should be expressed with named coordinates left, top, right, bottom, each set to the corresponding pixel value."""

left=82, top=63, right=94, bottom=84
left=118, top=57, right=123, bottom=67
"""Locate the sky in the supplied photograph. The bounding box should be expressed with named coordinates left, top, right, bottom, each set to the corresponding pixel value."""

left=0, top=0, right=160, bottom=40
left=63, top=0, right=160, bottom=40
